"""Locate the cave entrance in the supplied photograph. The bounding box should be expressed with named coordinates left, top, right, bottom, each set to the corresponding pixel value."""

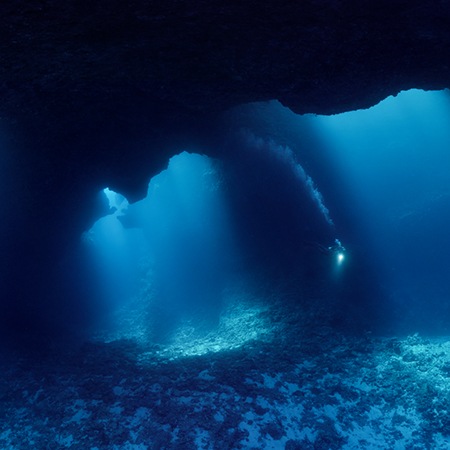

left=82, top=138, right=338, bottom=355
left=83, top=152, right=251, bottom=351
left=310, top=88, right=450, bottom=334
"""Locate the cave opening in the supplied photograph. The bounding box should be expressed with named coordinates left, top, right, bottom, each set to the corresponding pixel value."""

left=71, top=88, right=450, bottom=356
left=310, top=88, right=450, bottom=334
left=83, top=153, right=237, bottom=349
left=81, top=140, right=342, bottom=356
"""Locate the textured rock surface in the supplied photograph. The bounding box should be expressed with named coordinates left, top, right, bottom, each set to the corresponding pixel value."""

left=1, top=0, right=450, bottom=335
left=3, top=1, right=450, bottom=123
left=1, top=318, right=450, bottom=448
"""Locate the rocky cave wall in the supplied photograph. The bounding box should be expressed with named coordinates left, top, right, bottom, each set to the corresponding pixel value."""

left=1, top=0, right=450, bottom=338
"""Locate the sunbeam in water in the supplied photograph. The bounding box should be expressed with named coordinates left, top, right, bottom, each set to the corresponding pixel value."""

left=6, top=90, right=450, bottom=450
left=82, top=143, right=338, bottom=355
left=311, top=88, right=450, bottom=333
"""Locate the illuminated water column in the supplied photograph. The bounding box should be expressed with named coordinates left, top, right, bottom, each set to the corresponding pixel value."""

left=83, top=152, right=238, bottom=343
left=310, top=89, right=450, bottom=330
left=83, top=187, right=146, bottom=310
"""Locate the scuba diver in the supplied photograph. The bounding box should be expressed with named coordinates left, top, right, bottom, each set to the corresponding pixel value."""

left=304, top=238, right=347, bottom=264
left=330, top=239, right=346, bottom=264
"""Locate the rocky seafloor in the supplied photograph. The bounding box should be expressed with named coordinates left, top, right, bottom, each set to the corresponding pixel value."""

left=1, top=299, right=450, bottom=449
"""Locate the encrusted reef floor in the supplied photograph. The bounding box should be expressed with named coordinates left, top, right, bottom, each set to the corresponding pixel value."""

left=1, top=305, right=450, bottom=449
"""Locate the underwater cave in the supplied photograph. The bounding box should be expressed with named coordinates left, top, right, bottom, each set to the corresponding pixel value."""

left=3, top=2, right=450, bottom=447
left=69, top=89, right=450, bottom=355
left=3, top=87, right=450, bottom=449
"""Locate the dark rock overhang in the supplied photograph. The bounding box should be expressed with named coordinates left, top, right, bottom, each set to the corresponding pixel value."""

left=1, top=0, right=450, bottom=337
left=2, top=1, right=450, bottom=202
left=3, top=0, right=450, bottom=121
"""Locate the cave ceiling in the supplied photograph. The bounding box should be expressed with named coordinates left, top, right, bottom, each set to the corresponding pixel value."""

left=3, top=1, right=450, bottom=136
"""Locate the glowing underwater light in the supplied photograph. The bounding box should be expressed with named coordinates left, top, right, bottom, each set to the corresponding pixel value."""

left=337, top=252, right=345, bottom=265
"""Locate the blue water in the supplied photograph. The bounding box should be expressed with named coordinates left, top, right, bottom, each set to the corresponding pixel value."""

left=3, top=89, right=450, bottom=450
left=84, top=140, right=337, bottom=343
left=79, top=89, right=450, bottom=340
left=310, top=89, right=450, bottom=333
